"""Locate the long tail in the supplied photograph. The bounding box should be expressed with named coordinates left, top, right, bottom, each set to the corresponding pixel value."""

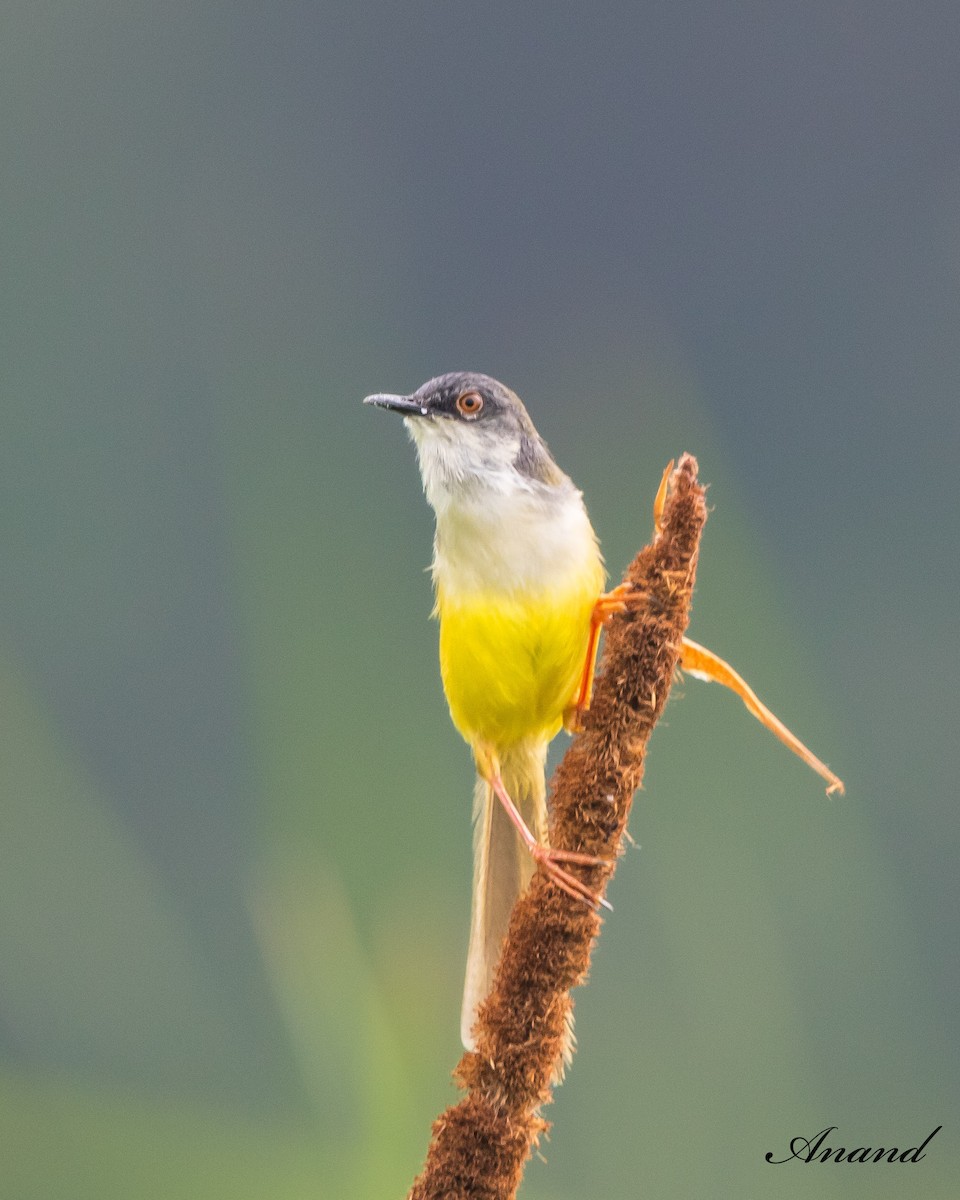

left=461, top=740, right=545, bottom=1049
left=461, top=740, right=575, bottom=1071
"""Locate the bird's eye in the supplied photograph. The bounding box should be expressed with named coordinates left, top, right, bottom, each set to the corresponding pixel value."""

left=455, top=389, right=484, bottom=418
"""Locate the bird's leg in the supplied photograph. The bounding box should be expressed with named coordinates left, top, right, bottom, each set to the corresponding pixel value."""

left=489, top=773, right=613, bottom=910
left=475, top=745, right=612, bottom=911
left=566, top=583, right=650, bottom=728
left=565, top=460, right=677, bottom=731
left=680, top=637, right=845, bottom=795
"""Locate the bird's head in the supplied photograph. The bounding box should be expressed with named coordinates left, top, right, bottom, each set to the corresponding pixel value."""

left=364, top=372, right=565, bottom=507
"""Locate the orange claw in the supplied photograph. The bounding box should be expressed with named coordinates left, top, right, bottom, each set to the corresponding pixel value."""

left=568, top=583, right=650, bottom=722
left=567, top=460, right=678, bottom=727
left=680, top=637, right=845, bottom=796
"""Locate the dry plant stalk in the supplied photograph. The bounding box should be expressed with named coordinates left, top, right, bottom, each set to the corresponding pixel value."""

left=408, top=454, right=708, bottom=1200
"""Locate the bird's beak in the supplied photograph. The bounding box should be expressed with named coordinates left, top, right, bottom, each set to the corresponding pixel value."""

left=363, top=392, right=430, bottom=416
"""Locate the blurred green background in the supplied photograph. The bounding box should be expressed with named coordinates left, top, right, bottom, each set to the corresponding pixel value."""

left=2, top=3, right=958, bottom=1197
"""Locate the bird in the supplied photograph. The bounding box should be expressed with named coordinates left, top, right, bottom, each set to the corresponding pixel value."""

left=364, top=371, right=843, bottom=1054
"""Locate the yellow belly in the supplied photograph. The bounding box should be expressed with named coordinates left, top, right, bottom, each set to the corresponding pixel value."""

left=437, top=576, right=602, bottom=748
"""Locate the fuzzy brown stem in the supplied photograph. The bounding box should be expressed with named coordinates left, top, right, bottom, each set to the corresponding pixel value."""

left=408, top=454, right=707, bottom=1200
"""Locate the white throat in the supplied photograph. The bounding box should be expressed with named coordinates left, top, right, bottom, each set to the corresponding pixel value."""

left=405, top=417, right=601, bottom=596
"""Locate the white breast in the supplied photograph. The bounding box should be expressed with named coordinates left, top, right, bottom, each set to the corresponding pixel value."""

left=405, top=411, right=603, bottom=597
left=432, top=481, right=601, bottom=597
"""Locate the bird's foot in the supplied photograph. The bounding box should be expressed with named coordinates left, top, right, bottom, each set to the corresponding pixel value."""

left=568, top=584, right=651, bottom=721
left=529, top=841, right=613, bottom=911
